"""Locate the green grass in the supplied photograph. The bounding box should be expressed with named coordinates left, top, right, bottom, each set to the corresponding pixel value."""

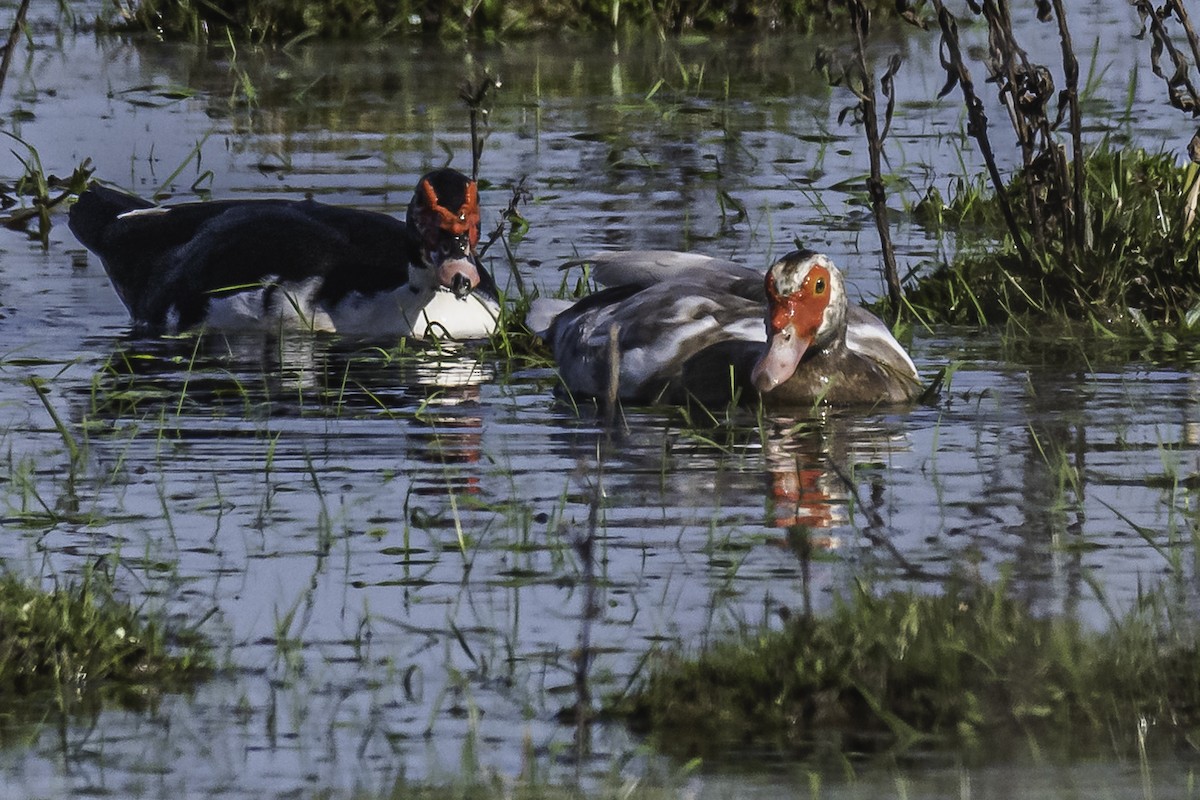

left=0, top=566, right=212, bottom=725
left=0, top=132, right=93, bottom=249
left=907, top=145, right=1200, bottom=326
left=613, top=578, right=1200, bottom=764
left=337, top=777, right=697, bottom=800
left=105, top=0, right=899, bottom=42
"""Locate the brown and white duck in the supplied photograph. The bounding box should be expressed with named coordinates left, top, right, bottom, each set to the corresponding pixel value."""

left=541, top=249, right=922, bottom=408
left=68, top=168, right=500, bottom=339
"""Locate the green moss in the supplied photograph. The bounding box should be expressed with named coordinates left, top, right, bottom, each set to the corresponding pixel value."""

left=0, top=569, right=212, bottom=726
left=908, top=146, right=1200, bottom=325
left=615, top=581, right=1200, bottom=763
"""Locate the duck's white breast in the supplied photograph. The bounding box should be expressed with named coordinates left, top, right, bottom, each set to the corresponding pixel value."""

left=330, top=286, right=500, bottom=340
left=199, top=276, right=336, bottom=333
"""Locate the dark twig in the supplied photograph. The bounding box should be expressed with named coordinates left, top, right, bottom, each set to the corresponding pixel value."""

left=1168, top=0, right=1200, bottom=81
left=1134, top=0, right=1200, bottom=117
left=928, top=0, right=1031, bottom=269
left=0, top=0, right=31, bottom=101
left=978, top=0, right=1084, bottom=270
left=477, top=179, right=530, bottom=296
left=1164, top=0, right=1200, bottom=171
left=458, top=73, right=501, bottom=182
left=1147, top=0, right=1200, bottom=165
left=1050, top=0, right=1085, bottom=264
left=932, top=0, right=1084, bottom=289
left=459, top=73, right=529, bottom=295
left=979, top=0, right=1052, bottom=256
left=846, top=0, right=904, bottom=319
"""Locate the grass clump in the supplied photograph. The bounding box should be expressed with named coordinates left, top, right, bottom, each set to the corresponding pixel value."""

left=345, top=777, right=693, bottom=800
left=615, top=580, right=1200, bottom=763
left=106, top=0, right=899, bottom=42
left=0, top=568, right=211, bottom=722
left=880, top=1, right=1200, bottom=327
left=908, top=146, right=1200, bottom=326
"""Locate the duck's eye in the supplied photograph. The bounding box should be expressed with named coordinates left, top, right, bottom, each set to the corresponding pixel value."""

left=814, top=278, right=826, bottom=295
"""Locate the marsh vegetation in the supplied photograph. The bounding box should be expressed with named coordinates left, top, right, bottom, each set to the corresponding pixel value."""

left=901, top=0, right=1200, bottom=326
left=0, top=567, right=211, bottom=728
left=618, top=579, right=1200, bottom=762
left=0, top=1, right=1199, bottom=798
left=109, top=0, right=900, bottom=41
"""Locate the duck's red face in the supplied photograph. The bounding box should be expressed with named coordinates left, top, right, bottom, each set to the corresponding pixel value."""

left=751, top=259, right=833, bottom=393
left=411, top=172, right=482, bottom=298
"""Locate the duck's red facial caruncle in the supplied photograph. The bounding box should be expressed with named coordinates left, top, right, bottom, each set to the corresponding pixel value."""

left=413, top=174, right=482, bottom=298
left=751, top=261, right=833, bottom=393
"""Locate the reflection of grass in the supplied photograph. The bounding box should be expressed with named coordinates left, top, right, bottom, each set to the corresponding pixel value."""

left=0, top=567, right=211, bottom=726
left=613, top=579, right=1200, bottom=763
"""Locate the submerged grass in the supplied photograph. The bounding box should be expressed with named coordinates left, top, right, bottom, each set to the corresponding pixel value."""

left=0, top=566, right=211, bottom=726
left=908, top=145, right=1200, bottom=326
left=614, top=579, right=1200, bottom=764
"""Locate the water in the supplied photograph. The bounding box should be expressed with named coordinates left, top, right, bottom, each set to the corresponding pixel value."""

left=1, top=2, right=1199, bottom=797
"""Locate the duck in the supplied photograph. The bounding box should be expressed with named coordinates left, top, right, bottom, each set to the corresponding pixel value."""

left=541, top=249, right=922, bottom=408
left=67, top=168, right=501, bottom=339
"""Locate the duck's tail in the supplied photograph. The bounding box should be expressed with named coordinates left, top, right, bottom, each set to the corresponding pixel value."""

left=523, top=296, right=576, bottom=339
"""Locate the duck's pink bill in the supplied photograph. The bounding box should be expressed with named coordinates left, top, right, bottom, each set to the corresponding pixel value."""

left=751, top=329, right=809, bottom=392
left=437, top=257, right=482, bottom=296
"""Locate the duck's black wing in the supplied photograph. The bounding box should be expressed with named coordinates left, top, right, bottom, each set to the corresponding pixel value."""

left=69, top=184, right=419, bottom=331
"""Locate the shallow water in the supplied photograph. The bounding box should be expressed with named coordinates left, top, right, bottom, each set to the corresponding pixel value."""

left=2, top=2, right=1200, bottom=797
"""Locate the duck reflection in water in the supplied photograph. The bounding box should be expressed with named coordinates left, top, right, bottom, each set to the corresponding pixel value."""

left=553, top=404, right=915, bottom=553
left=399, top=347, right=491, bottom=498
left=89, top=334, right=492, bottom=412
left=84, top=330, right=494, bottom=506
left=761, top=414, right=916, bottom=543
